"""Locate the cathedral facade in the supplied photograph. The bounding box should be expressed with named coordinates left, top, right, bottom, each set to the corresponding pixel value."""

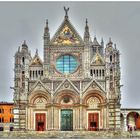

left=13, top=8, right=121, bottom=131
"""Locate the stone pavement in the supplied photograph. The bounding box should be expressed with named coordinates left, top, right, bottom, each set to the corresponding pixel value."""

left=0, top=131, right=140, bottom=139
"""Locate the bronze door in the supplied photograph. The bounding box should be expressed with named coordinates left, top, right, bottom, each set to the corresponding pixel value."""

left=61, top=109, right=73, bottom=131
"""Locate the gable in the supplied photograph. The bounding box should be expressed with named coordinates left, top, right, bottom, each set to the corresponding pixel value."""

left=30, top=55, right=43, bottom=66
left=91, top=53, right=104, bottom=65
left=50, top=19, right=84, bottom=46
left=83, top=79, right=106, bottom=95
left=54, top=79, right=80, bottom=95
left=29, top=80, right=50, bottom=94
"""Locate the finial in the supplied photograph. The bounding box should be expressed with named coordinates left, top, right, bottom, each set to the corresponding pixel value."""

left=109, top=37, right=111, bottom=42
left=46, top=19, right=48, bottom=26
left=64, top=6, right=69, bottom=18
left=101, top=37, right=104, bottom=47
left=18, top=46, right=20, bottom=52
left=23, top=40, right=26, bottom=45
left=86, top=18, right=88, bottom=26
left=101, top=37, right=103, bottom=43
left=94, top=35, right=97, bottom=40
left=35, top=49, right=38, bottom=56
left=22, top=40, right=28, bottom=47
left=114, top=43, right=116, bottom=49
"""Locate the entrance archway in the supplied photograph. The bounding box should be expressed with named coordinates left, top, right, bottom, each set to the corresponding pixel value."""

left=127, top=112, right=139, bottom=130
left=83, top=90, right=106, bottom=131
left=28, top=91, right=50, bottom=131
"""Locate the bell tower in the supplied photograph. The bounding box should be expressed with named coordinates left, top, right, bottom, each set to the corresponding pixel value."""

left=14, top=41, right=31, bottom=130
left=105, top=38, right=121, bottom=130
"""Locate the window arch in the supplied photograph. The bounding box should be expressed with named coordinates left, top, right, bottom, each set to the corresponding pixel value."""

left=110, top=55, right=112, bottom=62
left=22, top=57, right=25, bottom=64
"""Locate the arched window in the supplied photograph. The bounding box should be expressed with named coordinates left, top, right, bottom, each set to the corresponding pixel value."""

left=41, top=70, right=43, bottom=76
left=110, top=68, right=113, bottom=73
left=110, top=55, right=112, bottom=62
left=99, top=69, right=101, bottom=76
left=102, top=69, right=105, bottom=77
left=90, top=69, right=93, bottom=76
left=36, top=70, right=38, bottom=77
left=96, top=70, right=98, bottom=76
left=22, top=57, right=25, bottom=64
left=38, top=70, right=40, bottom=75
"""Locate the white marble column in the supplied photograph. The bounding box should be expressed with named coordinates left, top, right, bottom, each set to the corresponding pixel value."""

left=123, top=113, right=127, bottom=131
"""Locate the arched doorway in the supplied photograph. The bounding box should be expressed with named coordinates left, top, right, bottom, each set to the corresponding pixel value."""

left=87, top=96, right=100, bottom=131
left=28, top=91, right=50, bottom=131
left=54, top=90, right=79, bottom=131
left=83, top=90, right=106, bottom=131
left=127, top=112, right=139, bottom=131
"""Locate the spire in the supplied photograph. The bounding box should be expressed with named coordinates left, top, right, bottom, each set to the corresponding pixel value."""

left=23, top=40, right=26, bottom=45
left=44, top=19, right=50, bottom=43
left=114, top=43, right=116, bottom=49
left=101, top=37, right=104, bottom=47
left=108, top=37, right=113, bottom=45
left=93, top=36, right=100, bottom=46
left=64, top=6, right=69, bottom=19
left=18, top=46, right=20, bottom=52
left=84, top=18, right=90, bottom=42
left=44, top=19, right=49, bottom=33
left=22, top=40, right=28, bottom=50
left=86, top=18, right=88, bottom=27
left=35, top=49, right=38, bottom=56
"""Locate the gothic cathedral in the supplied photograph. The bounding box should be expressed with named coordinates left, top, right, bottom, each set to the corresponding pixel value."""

left=13, top=7, right=121, bottom=131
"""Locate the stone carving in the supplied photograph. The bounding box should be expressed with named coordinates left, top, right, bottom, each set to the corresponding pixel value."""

left=64, top=82, right=69, bottom=88
left=87, top=97, right=100, bottom=109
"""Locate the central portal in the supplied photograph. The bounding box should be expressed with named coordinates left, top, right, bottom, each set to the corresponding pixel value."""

left=61, top=109, right=73, bottom=131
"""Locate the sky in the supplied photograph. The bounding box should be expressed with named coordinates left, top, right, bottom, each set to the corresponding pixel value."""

left=0, top=1, right=140, bottom=108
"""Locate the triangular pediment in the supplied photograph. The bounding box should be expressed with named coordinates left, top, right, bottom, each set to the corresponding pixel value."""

left=50, top=18, right=84, bottom=46
left=91, top=53, right=105, bottom=65
left=29, top=80, right=50, bottom=94
left=83, top=79, right=106, bottom=95
left=30, top=53, right=43, bottom=66
left=54, top=78, right=80, bottom=95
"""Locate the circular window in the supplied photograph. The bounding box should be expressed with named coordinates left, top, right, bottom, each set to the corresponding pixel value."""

left=56, top=55, right=78, bottom=74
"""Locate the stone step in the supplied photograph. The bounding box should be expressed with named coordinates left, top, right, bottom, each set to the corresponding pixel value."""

left=0, top=131, right=140, bottom=138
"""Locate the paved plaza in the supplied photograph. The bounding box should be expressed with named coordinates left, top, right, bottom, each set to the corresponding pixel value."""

left=0, top=131, right=140, bottom=139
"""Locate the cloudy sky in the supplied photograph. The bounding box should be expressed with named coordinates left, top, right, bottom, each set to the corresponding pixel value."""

left=0, top=1, right=140, bottom=108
